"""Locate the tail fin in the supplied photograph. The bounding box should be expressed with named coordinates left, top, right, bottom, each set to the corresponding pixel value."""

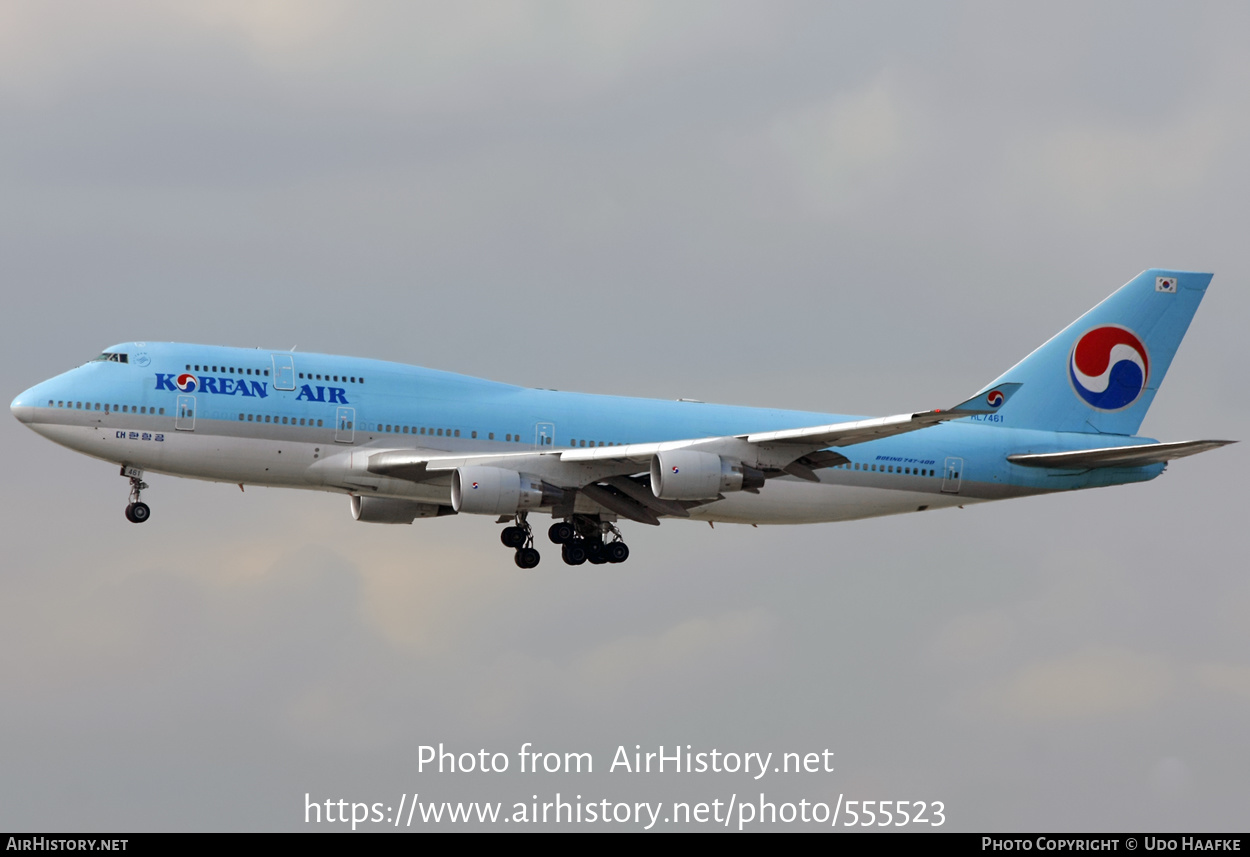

left=980, top=269, right=1211, bottom=436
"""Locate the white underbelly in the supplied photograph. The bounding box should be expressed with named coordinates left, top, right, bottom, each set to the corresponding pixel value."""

left=686, top=478, right=970, bottom=524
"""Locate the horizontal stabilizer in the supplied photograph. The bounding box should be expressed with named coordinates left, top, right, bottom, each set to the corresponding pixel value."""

left=1007, top=439, right=1235, bottom=469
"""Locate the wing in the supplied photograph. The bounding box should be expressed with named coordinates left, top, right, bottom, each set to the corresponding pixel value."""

left=360, top=385, right=1022, bottom=523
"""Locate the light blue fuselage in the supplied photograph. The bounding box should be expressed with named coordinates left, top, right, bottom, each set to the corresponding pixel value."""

left=10, top=341, right=1162, bottom=526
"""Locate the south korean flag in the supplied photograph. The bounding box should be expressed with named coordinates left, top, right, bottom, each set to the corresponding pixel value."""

left=1156, top=276, right=1177, bottom=293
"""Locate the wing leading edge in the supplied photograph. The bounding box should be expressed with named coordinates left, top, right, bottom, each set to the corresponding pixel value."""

left=365, top=384, right=1023, bottom=490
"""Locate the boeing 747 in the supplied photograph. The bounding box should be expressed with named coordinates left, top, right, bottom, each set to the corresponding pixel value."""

left=10, top=269, right=1232, bottom=567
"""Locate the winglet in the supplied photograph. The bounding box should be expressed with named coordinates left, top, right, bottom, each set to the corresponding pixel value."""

left=934, top=382, right=1023, bottom=417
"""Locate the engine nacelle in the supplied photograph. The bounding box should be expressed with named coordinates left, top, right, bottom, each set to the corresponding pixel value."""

left=451, top=466, right=563, bottom=515
left=350, top=495, right=452, bottom=524
left=650, top=450, right=765, bottom=500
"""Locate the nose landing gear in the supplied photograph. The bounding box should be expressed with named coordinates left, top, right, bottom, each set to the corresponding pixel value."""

left=122, top=468, right=151, bottom=524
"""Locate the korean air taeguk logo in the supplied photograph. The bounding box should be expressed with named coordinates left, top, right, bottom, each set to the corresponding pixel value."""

left=174, top=373, right=198, bottom=392
left=1068, top=326, right=1149, bottom=411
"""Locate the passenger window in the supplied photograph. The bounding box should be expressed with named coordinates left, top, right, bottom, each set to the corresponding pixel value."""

left=454, top=430, right=460, bottom=437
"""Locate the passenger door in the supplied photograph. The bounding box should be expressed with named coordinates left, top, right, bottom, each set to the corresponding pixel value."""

left=175, top=395, right=196, bottom=431
left=335, top=407, right=355, bottom=443
left=271, top=354, right=296, bottom=391
left=941, top=456, right=963, bottom=493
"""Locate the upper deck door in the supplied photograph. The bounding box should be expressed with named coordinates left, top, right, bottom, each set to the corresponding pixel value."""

left=175, top=395, right=196, bottom=431
left=271, top=354, right=296, bottom=391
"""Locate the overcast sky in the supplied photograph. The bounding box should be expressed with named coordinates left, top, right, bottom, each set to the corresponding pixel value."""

left=2, top=1, right=1247, bottom=831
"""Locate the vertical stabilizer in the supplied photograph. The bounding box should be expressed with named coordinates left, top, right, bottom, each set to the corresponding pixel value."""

left=979, top=269, right=1211, bottom=435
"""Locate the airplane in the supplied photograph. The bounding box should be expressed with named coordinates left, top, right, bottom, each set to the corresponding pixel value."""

left=9, top=269, right=1234, bottom=568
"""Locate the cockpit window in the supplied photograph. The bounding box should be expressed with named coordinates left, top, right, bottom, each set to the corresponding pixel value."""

left=94, top=352, right=129, bottom=363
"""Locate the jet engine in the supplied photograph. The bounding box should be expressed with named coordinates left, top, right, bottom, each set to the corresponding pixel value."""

left=650, top=450, right=765, bottom=500
left=451, top=466, right=564, bottom=515
left=350, top=495, right=452, bottom=524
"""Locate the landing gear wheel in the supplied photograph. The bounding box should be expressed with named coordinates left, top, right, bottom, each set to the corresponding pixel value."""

left=586, top=540, right=608, bottom=565
left=606, top=541, right=629, bottom=563
left=500, top=526, right=526, bottom=548
left=548, top=521, right=575, bottom=544
left=123, top=471, right=151, bottom=524
left=561, top=541, right=588, bottom=565
left=514, top=547, right=541, bottom=569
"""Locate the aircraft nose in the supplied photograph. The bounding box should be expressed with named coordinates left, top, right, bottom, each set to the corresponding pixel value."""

left=11, top=387, right=37, bottom=424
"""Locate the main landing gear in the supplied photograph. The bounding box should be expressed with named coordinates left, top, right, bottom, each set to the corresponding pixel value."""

left=122, top=469, right=151, bottom=524
left=548, top=515, right=630, bottom=566
left=498, top=513, right=632, bottom=568
left=500, top=512, right=540, bottom=569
